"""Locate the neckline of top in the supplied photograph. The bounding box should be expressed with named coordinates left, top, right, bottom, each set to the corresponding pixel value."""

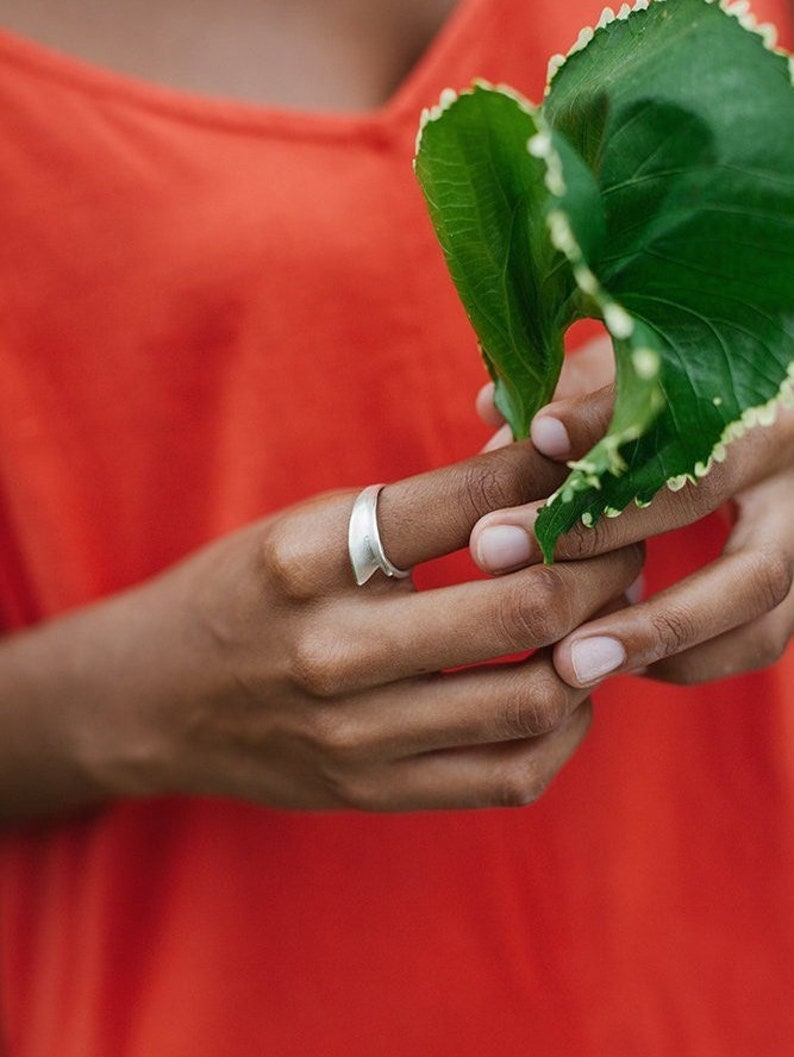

left=0, top=0, right=492, bottom=141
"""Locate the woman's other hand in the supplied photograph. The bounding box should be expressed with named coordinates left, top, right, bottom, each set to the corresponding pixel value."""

left=2, top=438, right=642, bottom=821
left=471, top=342, right=794, bottom=687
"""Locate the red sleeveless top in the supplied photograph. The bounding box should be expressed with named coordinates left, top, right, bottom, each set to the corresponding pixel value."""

left=1, top=2, right=793, bottom=1054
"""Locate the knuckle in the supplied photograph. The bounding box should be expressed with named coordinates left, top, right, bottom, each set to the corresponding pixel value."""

left=687, top=463, right=728, bottom=516
left=498, top=671, right=570, bottom=739
left=750, top=549, right=793, bottom=614
left=321, top=766, right=383, bottom=811
left=259, top=522, right=318, bottom=602
left=498, top=566, right=571, bottom=649
left=749, top=615, right=790, bottom=670
left=458, top=462, right=519, bottom=523
left=494, top=761, right=548, bottom=808
left=334, top=785, right=371, bottom=811
left=557, top=517, right=609, bottom=561
left=290, top=629, right=353, bottom=699
left=312, top=707, right=369, bottom=766
left=650, top=604, right=698, bottom=657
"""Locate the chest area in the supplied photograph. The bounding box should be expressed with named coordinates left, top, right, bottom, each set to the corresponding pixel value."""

left=0, top=0, right=462, bottom=112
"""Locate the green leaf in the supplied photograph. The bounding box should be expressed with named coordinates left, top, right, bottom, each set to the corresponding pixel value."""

left=414, top=86, right=580, bottom=437
left=415, top=0, right=794, bottom=561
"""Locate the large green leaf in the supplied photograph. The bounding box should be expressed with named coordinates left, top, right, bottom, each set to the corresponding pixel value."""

left=414, top=0, right=794, bottom=561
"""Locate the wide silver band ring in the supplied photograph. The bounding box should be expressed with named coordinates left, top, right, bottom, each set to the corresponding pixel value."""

left=348, top=484, right=412, bottom=586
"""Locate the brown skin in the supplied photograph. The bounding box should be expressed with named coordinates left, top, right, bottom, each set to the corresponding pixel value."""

left=0, top=0, right=459, bottom=112
left=472, top=340, right=794, bottom=687
left=0, top=443, right=643, bottom=824
left=5, top=0, right=646, bottom=826
left=2, top=2, right=790, bottom=824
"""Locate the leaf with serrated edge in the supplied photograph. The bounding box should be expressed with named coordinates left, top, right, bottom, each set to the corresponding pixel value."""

left=415, top=0, right=794, bottom=561
left=414, top=84, right=579, bottom=438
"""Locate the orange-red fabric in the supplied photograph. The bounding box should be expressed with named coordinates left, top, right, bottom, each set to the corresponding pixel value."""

left=1, top=1, right=794, bottom=1054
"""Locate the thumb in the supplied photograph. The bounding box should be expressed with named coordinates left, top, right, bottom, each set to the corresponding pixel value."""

left=530, top=384, right=615, bottom=462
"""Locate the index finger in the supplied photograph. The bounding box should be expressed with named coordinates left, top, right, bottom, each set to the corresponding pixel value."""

left=377, top=440, right=568, bottom=571
left=471, top=399, right=794, bottom=572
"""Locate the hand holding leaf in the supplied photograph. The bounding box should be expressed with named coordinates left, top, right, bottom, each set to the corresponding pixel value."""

left=414, top=0, right=794, bottom=562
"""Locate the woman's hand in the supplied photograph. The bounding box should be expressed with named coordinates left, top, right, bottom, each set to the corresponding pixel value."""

left=471, top=346, right=794, bottom=687
left=476, top=334, right=616, bottom=453
left=1, top=441, right=643, bottom=822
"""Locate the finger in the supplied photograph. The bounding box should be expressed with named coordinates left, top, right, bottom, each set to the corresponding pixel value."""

left=636, top=473, right=794, bottom=685
left=645, top=589, right=794, bottom=685
left=475, top=382, right=505, bottom=427
left=308, top=544, right=644, bottom=692
left=551, top=546, right=792, bottom=688
left=377, top=439, right=570, bottom=570
left=471, top=485, right=718, bottom=574
left=530, top=384, right=614, bottom=461
left=349, top=702, right=592, bottom=812
left=262, top=440, right=571, bottom=596
left=554, top=333, right=615, bottom=399
left=327, top=651, right=591, bottom=761
left=471, top=408, right=794, bottom=574
left=481, top=423, right=513, bottom=452
left=475, top=334, right=614, bottom=431
left=476, top=335, right=614, bottom=450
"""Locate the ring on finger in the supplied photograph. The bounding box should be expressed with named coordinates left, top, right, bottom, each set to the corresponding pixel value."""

left=348, top=484, right=412, bottom=586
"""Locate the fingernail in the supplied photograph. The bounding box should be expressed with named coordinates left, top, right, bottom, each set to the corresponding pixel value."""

left=531, top=416, right=571, bottom=458
left=481, top=423, right=513, bottom=452
left=626, top=575, right=644, bottom=605
left=570, top=636, right=626, bottom=684
left=476, top=525, right=532, bottom=572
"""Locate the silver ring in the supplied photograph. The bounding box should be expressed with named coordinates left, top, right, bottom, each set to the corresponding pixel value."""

left=348, top=484, right=412, bottom=586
